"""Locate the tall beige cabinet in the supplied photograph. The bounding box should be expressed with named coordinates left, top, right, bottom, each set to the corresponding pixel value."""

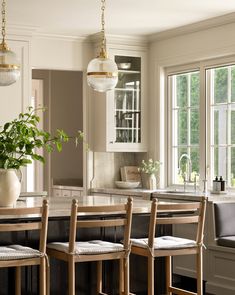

left=32, top=69, right=83, bottom=196
left=91, top=37, right=148, bottom=152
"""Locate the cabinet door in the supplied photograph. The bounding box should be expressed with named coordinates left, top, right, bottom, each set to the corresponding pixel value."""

left=62, top=190, right=71, bottom=197
left=106, top=51, right=147, bottom=152
left=71, top=190, right=81, bottom=197
left=53, top=189, right=62, bottom=197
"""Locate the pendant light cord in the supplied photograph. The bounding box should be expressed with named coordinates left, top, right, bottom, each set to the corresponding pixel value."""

left=1, top=0, right=8, bottom=50
left=1, top=0, right=5, bottom=43
left=100, top=0, right=107, bottom=58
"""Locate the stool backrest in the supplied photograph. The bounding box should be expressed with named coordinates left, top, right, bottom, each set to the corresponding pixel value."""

left=147, top=197, right=207, bottom=249
left=68, top=197, right=133, bottom=253
left=0, top=199, right=49, bottom=253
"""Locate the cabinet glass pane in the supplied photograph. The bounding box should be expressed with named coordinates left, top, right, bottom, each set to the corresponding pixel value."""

left=114, top=56, right=141, bottom=143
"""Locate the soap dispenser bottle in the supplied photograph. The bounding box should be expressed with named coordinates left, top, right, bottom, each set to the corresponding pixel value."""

left=220, top=176, right=225, bottom=191
left=213, top=176, right=220, bottom=192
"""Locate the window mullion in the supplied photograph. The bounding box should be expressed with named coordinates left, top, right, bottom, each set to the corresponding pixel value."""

left=188, top=74, right=191, bottom=158
left=227, top=67, right=232, bottom=186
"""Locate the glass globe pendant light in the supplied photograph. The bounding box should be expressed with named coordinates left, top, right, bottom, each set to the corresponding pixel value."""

left=0, top=0, right=20, bottom=86
left=87, top=0, right=118, bottom=92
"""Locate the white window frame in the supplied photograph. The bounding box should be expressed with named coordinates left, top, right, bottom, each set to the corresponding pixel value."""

left=206, top=64, right=235, bottom=188
left=165, top=56, right=235, bottom=191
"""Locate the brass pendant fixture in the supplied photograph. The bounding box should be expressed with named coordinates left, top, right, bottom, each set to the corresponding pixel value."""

left=0, top=0, right=20, bottom=86
left=87, top=0, right=118, bottom=92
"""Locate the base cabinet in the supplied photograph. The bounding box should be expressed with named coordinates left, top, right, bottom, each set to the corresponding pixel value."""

left=206, top=246, right=235, bottom=295
left=173, top=223, right=205, bottom=278
left=52, top=186, right=83, bottom=197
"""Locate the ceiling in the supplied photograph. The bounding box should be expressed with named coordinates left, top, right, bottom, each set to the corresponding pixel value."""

left=7, top=0, right=235, bottom=37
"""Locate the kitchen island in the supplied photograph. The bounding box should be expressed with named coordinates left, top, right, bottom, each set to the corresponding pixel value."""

left=0, top=195, right=169, bottom=295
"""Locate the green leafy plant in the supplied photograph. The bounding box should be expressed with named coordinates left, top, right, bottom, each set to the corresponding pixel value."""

left=138, top=159, right=161, bottom=175
left=0, top=107, right=84, bottom=169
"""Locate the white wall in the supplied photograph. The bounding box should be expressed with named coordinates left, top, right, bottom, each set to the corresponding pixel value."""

left=31, top=35, right=91, bottom=71
left=0, top=37, right=30, bottom=191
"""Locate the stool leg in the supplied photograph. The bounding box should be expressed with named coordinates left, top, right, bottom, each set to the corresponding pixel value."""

left=123, top=257, right=129, bottom=295
left=15, top=266, right=21, bottom=295
left=97, top=261, right=103, bottom=294
left=119, top=258, right=124, bottom=295
left=197, top=247, right=203, bottom=295
left=68, top=256, right=75, bottom=295
left=40, top=257, right=46, bottom=295
left=166, top=256, right=172, bottom=295
left=46, top=257, right=50, bottom=295
left=148, top=256, right=154, bottom=295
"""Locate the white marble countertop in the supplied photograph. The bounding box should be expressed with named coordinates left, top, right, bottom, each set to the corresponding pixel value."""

left=91, top=187, right=235, bottom=202
left=6, top=195, right=152, bottom=219
left=153, top=190, right=235, bottom=202
left=90, top=188, right=155, bottom=199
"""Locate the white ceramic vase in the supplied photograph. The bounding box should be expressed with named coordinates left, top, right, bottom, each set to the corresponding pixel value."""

left=147, top=174, right=157, bottom=190
left=0, top=169, right=21, bottom=207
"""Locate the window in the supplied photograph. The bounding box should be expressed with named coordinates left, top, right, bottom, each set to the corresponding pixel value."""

left=167, top=61, right=235, bottom=189
left=168, top=71, right=200, bottom=186
left=207, top=65, right=235, bottom=187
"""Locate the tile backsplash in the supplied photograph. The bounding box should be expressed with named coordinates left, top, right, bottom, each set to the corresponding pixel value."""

left=91, top=152, right=147, bottom=188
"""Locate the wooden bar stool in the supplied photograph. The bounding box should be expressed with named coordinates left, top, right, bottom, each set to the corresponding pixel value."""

left=130, top=197, right=207, bottom=295
left=0, top=199, right=49, bottom=295
left=47, top=197, right=133, bottom=295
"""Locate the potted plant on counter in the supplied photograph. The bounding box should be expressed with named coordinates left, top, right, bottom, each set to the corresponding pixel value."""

left=0, top=107, right=83, bottom=206
left=138, top=159, right=161, bottom=190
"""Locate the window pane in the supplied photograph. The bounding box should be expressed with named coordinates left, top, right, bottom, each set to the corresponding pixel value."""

left=178, top=110, right=187, bottom=145
left=178, top=148, right=188, bottom=184
left=231, top=108, right=235, bottom=144
left=214, top=67, right=228, bottom=104
left=213, top=146, right=227, bottom=180
left=231, top=147, right=235, bottom=187
left=213, top=105, right=227, bottom=145
left=170, top=71, right=200, bottom=186
left=191, top=147, right=200, bottom=175
left=190, top=73, right=199, bottom=107
left=176, top=75, right=187, bottom=107
left=232, top=67, right=235, bottom=102
left=190, top=110, right=199, bottom=144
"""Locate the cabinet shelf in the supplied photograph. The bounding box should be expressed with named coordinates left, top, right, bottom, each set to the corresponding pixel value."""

left=115, top=88, right=140, bottom=92
left=118, top=70, right=140, bottom=74
left=115, top=127, right=140, bottom=130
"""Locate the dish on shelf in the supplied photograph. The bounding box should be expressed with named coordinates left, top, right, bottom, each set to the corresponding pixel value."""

left=117, top=63, right=131, bottom=70
left=210, top=190, right=228, bottom=195
left=115, top=181, right=140, bottom=189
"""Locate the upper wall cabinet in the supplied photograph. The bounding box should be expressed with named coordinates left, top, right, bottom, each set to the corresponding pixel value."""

left=93, top=47, right=148, bottom=152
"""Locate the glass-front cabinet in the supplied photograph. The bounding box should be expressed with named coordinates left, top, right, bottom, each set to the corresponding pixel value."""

left=105, top=50, right=147, bottom=152
left=114, top=56, right=141, bottom=144
left=92, top=46, right=147, bottom=152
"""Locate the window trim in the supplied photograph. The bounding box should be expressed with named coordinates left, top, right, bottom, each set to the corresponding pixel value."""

left=165, top=55, right=235, bottom=191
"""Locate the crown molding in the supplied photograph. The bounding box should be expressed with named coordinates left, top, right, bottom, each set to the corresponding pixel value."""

left=87, top=32, right=148, bottom=48
left=7, top=24, right=38, bottom=37
left=7, top=23, right=87, bottom=42
left=32, top=33, right=86, bottom=42
left=149, top=12, right=235, bottom=42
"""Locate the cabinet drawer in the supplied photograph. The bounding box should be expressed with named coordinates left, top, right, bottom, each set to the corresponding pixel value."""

left=62, top=190, right=71, bottom=197
left=71, top=190, right=81, bottom=197
left=53, top=189, right=62, bottom=197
